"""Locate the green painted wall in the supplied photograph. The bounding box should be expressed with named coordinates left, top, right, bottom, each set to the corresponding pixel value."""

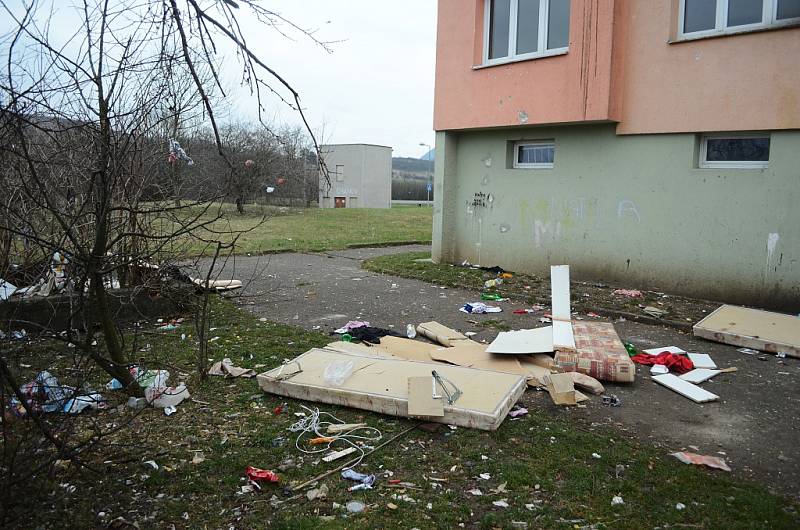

left=432, top=124, right=800, bottom=309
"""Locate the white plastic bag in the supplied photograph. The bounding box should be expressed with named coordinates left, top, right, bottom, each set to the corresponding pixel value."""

left=323, top=360, right=355, bottom=387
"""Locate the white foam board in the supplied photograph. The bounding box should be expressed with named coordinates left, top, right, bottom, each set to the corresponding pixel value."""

left=680, top=369, right=721, bottom=384
left=486, top=327, right=553, bottom=354
left=552, top=320, right=576, bottom=351
left=642, top=346, right=687, bottom=356
left=550, top=265, right=571, bottom=322
left=687, top=353, right=717, bottom=369
left=652, top=373, right=719, bottom=403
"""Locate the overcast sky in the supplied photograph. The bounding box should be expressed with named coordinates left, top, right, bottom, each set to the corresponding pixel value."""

left=229, top=1, right=438, bottom=158
left=1, top=1, right=438, bottom=158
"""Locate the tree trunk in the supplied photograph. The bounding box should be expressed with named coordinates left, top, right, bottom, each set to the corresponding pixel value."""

left=235, top=196, right=245, bottom=214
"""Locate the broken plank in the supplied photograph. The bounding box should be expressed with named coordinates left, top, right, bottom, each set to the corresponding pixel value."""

left=552, top=320, right=576, bottom=351
left=652, top=373, right=719, bottom=403
left=680, top=369, right=722, bottom=384
left=550, top=265, right=571, bottom=322
left=322, top=447, right=357, bottom=462
left=693, top=305, right=800, bottom=358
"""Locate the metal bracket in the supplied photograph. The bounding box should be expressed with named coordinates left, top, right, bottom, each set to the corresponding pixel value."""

left=431, top=370, right=462, bottom=405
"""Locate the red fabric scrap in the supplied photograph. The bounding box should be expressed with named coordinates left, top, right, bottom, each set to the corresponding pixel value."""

left=245, top=466, right=280, bottom=483
left=631, top=352, right=694, bottom=374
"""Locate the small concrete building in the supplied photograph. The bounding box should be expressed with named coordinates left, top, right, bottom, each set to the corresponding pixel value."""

left=319, top=144, right=392, bottom=209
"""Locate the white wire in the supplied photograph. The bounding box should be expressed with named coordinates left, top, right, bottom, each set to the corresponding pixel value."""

left=288, top=405, right=383, bottom=469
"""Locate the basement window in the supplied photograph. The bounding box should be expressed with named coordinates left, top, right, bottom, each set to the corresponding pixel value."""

left=484, top=0, right=570, bottom=65
left=513, top=141, right=555, bottom=169
left=700, top=134, right=770, bottom=168
left=679, top=0, right=800, bottom=39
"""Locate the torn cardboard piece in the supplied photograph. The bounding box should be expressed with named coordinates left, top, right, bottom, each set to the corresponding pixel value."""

left=486, top=327, right=553, bottom=354
left=544, top=373, right=587, bottom=406
left=208, top=358, right=256, bottom=378
left=693, top=304, right=800, bottom=358
left=429, top=340, right=530, bottom=378
left=416, top=321, right=467, bottom=347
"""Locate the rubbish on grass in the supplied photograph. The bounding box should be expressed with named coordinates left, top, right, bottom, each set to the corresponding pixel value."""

left=208, top=358, right=256, bottom=378
left=680, top=368, right=722, bottom=384
left=191, top=452, right=205, bottom=465
left=676, top=502, right=686, bottom=511
left=481, top=293, right=506, bottom=301
left=306, top=484, right=329, bottom=500
left=11, top=371, right=72, bottom=415
left=671, top=451, right=731, bottom=472
left=310, top=436, right=335, bottom=445
left=492, top=499, right=509, bottom=508
left=643, top=306, right=667, bottom=318
left=346, top=501, right=365, bottom=513
left=0, top=279, right=16, bottom=300
left=459, top=302, right=501, bottom=314
left=334, top=321, right=370, bottom=334
left=694, top=305, right=800, bottom=359
left=258, top=348, right=526, bottom=430
left=64, top=393, right=106, bottom=414
left=613, top=289, right=641, bottom=297
left=687, top=353, right=717, bottom=370
left=592, top=453, right=602, bottom=459
left=631, top=352, right=694, bottom=374
left=157, top=323, right=177, bottom=331
left=508, top=406, right=528, bottom=418
left=484, top=279, right=503, bottom=289
left=468, top=488, right=483, bottom=496
left=652, top=374, right=719, bottom=403
left=163, top=405, right=177, bottom=416
left=341, top=469, right=376, bottom=489
left=416, top=321, right=467, bottom=347
left=642, top=346, right=687, bottom=356
left=245, top=466, right=280, bottom=483
left=602, top=394, right=622, bottom=407
left=486, top=327, right=553, bottom=355
left=611, top=495, right=624, bottom=506
left=323, top=360, right=355, bottom=386
left=323, top=447, right=358, bottom=462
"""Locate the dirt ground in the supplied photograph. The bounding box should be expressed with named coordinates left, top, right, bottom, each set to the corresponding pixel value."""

left=209, top=245, right=800, bottom=500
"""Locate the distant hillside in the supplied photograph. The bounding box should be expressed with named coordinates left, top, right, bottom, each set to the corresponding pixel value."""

left=392, top=157, right=434, bottom=173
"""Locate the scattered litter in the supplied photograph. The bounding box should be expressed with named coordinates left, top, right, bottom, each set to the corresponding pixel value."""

left=386, top=502, right=398, bottom=509
left=459, top=302, right=502, bottom=314
left=632, top=351, right=694, bottom=374
left=323, top=447, right=358, bottom=463
left=346, top=501, right=365, bottom=513
left=602, top=394, right=622, bottom=407
left=613, top=289, right=642, bottom=297
left=245, top=466, right=280, bottom=483
left=334, top=321, right=370, bottom=334
left=671, top=451, right=731, bottom=472
left=738, top=348, right=760, bottom=355
left=478, top=473, right=491, bottom=480
left=306, top=484, right=329, bottom=500
left=508, top=406, right=528, bottom=418
left=208, top=358, right=256, bottom=378
left=163, top=405, right=177, bottom=416
left=676, top=502, right=686, bottom=511
left=341, top=469, right=376, bottom=489
left=643, top=306, right=667, bottom=318
left=468, top=488, right=483, bottom=496
left=484, top=279, right=503, bottom=289
left=481, top=293, right=507, bottom=301
left=0, top=279, right=17, bottom=300
left=611, top=495, right=624, bottom=506
left=592, top=453, right=601, bottom=459
left=615, top=464, right=625, bottom=478
left=191, top=453, right=205, bottom=465
left=406, top=324, right=417, bottom=338
left=492, top=499, right=509, bottom=508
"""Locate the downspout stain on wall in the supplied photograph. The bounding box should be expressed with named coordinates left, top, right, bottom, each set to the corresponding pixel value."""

left=766, top=232, right=780, bottom=279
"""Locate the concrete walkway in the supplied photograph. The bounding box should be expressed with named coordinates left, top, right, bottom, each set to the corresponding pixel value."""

left=208, top=245, right=800, bottom=498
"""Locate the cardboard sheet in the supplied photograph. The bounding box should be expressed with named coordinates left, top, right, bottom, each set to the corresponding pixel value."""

left=257, top=348, right=527, bottom=430
left=407, top=376, right=444, bottom=417
left=416, top=321, right=467, bottom=347
left=550, top=265, right=571, bottom=321
left=486, top=327, right=553, bottom=354
left=430, top=340, right=530, bottom=378
left=652, top=373, right=719, bottom=403
left=370, top=336, right=441, bottom=362
left=693, top=305, right=800, bottom=358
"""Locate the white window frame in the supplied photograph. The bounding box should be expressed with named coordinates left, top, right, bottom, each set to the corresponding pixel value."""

left=678, top=0, right=800, bottom=40
left=513, top=140, right=555, bottom=169
left=482, top=0, right=569, bottom=67
left=699, top=134, right=770, bottom=169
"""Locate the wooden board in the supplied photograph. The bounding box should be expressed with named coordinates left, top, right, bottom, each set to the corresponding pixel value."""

left=552, top=320, right=576, bottom=351
left=680, top=369, right=721, bottom=384
left=693, top=305, right=800, bottom=358
left=687, top=353, right=717, bottom=369
left=550, top=265, right=571, bottom=321
left=416, top=321, right=467, bottom=347
left=257, top=348, right=527, bottom=430
left=652, top=373, right=719, bottom=403
left=486, top=327, right=553, bottom=354
left=407, top=376, right=444, bottom=417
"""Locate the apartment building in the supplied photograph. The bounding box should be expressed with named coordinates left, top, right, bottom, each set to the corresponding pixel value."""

left=432, top=0, right=800, bottom=308
left=319, top=144, right=393, bottom=209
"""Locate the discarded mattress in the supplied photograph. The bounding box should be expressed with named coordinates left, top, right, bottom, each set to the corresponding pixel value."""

left=257, top=348, right=527, bottom=430
left=693, top=305, right=800, bottom=358
left=554, top=321, right=635, bottom=383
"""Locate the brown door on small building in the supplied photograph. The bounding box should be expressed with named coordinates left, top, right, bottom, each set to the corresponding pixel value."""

left=334, top=197, right=346, bottom=208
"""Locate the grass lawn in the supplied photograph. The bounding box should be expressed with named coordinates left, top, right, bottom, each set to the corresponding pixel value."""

left=362, top=251, right=720, bottom=326
left=5, top=300, right=798, bottom=529
left=176, top=204, right=432, bottom=256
